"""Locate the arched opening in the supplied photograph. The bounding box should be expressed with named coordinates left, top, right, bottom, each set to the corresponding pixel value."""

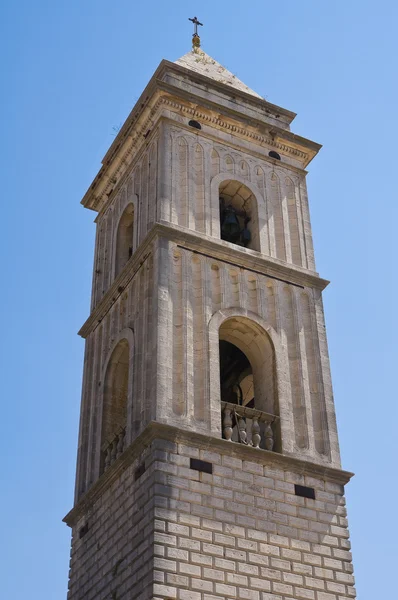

left=219, top=180, right=260, bottom=251
left=188, top=119, right=202, bottom=129
left=219, top=341, right=254, bottom=407
left=219, top=316, right=280, bottom=451
left=115, top=203, right=134, bottom=277
left=269, top=150, right=281, bottom=160
left=101, top=339, right=129, bottom=472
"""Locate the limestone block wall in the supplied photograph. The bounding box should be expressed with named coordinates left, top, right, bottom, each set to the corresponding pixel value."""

left=151, top=436, right=355, bottom=600
left=66, top=432, right=355, bottom=600
left=160, top=124, right=315, bottom=272
left=75, top=250, right=156, bottom=501
left=68, top=444, right=155, bottom=600
left=91, top=134, right=159, bottom=308
left=75, top=231, right=339, bottom=503
left=90, top=121, right=317, bottom=310
left=156, top=242, right=340, bottom=468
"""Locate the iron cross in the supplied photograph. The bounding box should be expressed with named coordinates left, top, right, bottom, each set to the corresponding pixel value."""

left=189, top=16, right=203, bottom=36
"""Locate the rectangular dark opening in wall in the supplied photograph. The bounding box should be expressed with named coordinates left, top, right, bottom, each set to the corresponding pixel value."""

left=79, top=523, right=89, bottom=539
left=190, top=458, right=213, bottom=474
left=295, top=484, right=316, bottom=500
left=134, top=463, right=146, bottom=481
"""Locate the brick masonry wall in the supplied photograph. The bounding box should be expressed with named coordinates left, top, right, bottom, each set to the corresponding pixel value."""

left=68, top=444, right=155, bottom=600
left=66, top=430, right=355, bottom=600
left=152, top=438, right=355, bottom=600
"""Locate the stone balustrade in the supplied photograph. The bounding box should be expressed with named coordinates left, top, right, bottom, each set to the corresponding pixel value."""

left=101, top=427, right=126, bottom=473
left=221, top=401, right=278, bottom=450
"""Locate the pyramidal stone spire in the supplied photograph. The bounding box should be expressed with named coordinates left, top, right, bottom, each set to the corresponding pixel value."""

left=175, top=48, right=262, bottom=98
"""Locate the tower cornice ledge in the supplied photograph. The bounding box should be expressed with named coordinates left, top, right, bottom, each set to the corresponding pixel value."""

left=63, top=421, right=354, bottom=529
left=78, top=223, right=329, bottom=339
left=81, top=59, right=321, bottom=212
left=157, top=79, right=322, bottom=157
left=159, top=221, right=329, bottom=289
left=102, top=58, right=299, bottom=169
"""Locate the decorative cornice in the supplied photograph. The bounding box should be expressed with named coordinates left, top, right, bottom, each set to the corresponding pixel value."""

left=164, top=222, right=328, bottom=289
left=162, top=59, right=297, bottom=123
left=81, top=95, right=165, bottom=212
left=81, top=64, right=321, bottom=212
left=160, top=96, right=310, bottom=160
left=97, top=105, right=310, bottom=220
left=78, top=229, right=157, bottom=338
left=164, top=119, right=309, bottom=180
left=63, top=421, right=354, bottom=528
left=79, top=223, right=329, bottom=339
left=95, top=127, right=160, bottom=221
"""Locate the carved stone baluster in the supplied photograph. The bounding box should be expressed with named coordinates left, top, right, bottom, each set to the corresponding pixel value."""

left=223, top=407, right=233, bottom=441
left=104, top=445, right=111, bottom=471
left=117, top=428, right=125, bottom=457
left=111, top=436, right=117, bottom=464
left=251, top=417, right=261, bottom=448
left=238, top=416, right=247, bottom=444
left=264, top=422, right=274, bottom=451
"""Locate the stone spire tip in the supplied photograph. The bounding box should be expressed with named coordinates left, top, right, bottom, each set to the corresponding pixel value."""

left=188, top=16, right=203, bottom=52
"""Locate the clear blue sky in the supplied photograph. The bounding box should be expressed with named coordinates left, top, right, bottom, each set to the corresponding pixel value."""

left=1, top=1, right=396, bottom=598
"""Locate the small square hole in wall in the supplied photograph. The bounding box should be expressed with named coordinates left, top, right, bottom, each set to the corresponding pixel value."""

left=295, top=484, right=316, bottom=500
left=134, top=463, right=146, bottom=481
left=190, top=458, right=213, bottom=474
left=79, top=523, right=89, bottom=539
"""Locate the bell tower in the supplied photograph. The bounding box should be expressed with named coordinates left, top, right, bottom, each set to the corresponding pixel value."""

left=65, top=28, right=356, bottom=600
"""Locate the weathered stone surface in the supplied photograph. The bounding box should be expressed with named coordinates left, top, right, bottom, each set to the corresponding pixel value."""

left=66, top=434, right=355, bottom=599
left=175, top=49, right=262, bottom=98
left=66, top=47, right=356, bottom=599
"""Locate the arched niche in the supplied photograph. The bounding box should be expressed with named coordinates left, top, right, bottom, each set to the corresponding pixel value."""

left=219, top=316, right=277, bottom=415
left=216, top=178, right=261, bottom=252
left=102, top=339, right=129, bottom=440
left=100, top=337, right=131, bottom=472
left=219, top=340, right=254, bottom=407
left=115, top=203, right=135, bottom=277
left=218, top=315, right=281, bottom=451
left=208, top=309, right=283, bottom=449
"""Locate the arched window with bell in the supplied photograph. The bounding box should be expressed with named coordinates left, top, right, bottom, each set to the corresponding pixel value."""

left=114, top=203, right=135, bottom=278
left=216, top=314, right=281, bottom=452
left=219, top=180, right=260, bottom=251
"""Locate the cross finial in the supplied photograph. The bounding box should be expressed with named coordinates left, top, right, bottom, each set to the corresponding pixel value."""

left=188, top=16, right=203, bottom=51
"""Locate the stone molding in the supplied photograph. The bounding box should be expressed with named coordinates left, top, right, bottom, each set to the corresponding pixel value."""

left=81, top=96, right=164, bottom=212
left=96, top=110, right=311, bottom=224
left=168, top=58, right=297, bottom=121
left=160, top=93, right=311, bottom=161
left=78, top=223, right=329, bottom=339
left=81, top=62, right=321, bottom=212
left=78, top=237, right=156, bottom=339
left=63, top=420, right=354, bottom=528
left=102, top=58, right=297, bottom=170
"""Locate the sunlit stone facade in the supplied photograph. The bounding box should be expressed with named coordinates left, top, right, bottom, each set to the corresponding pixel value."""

left=64, top=47, right=356, bottom=600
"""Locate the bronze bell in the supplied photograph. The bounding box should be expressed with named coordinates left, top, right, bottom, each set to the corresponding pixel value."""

left=221, top=205, right=240, bottom=241
left=241, top=219, right=251, bottom=247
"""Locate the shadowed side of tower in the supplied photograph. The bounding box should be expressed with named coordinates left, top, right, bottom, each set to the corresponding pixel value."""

left=64, top=35, right=356, bottom=600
